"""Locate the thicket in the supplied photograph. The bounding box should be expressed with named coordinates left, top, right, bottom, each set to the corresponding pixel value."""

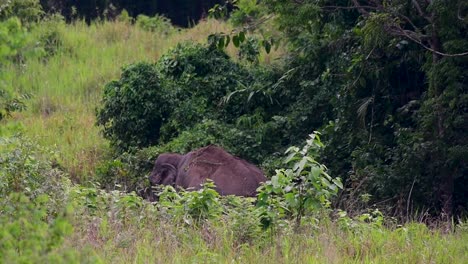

left=96, top=41, right=285, bottom=159
left=225, top=0, right=468, bottom=219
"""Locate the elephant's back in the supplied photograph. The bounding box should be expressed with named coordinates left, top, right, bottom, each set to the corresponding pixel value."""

left=186, top=145, right=266, bottom=196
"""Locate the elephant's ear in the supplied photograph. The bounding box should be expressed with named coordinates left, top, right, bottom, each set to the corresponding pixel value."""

left=161, top=163, right=177, bottom=185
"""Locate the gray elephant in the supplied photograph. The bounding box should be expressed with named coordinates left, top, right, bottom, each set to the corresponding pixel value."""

left=149, top=145, right=266, bottom=197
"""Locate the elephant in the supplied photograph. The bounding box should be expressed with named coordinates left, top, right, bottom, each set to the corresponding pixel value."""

left=149, top=145, right=266, bottom=197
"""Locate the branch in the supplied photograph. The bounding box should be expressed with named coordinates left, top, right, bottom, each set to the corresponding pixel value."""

left=458, top=1, right=468, bottom=21
left=396, top=26, right=468, bottom=57
left=411, top=0, right=426, bottom=18
left=351, top=1, right=468, bottom=57
left=352, top=0, right=371, bottom=16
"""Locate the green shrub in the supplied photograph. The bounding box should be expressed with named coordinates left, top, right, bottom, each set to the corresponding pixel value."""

left=156, top=42, right=252, bottom=138
left=157, top=180, right=223, bottom=224
left=238, top=36, right=260, bottom=64
left=135, top=14, right=174, bottom=34
left=96, top=42, right=263, bottom=153
left=116, top=9, right=132, bottom=24
left=34, top=14, right=65, bottom=58
left=222, top=196, right=264, bottom=245
left=0, top=193, right=77, bottom=263
left=0, top=89, right=29, bottom=122
left=229, top=0, right=267, bottom=26
left=0, top=136, right=71, bottom=206
left=161, top=119, right=261, bottom=161
left=0, top=17, right=29, bottom=63
left=96, top=62, right=168, bottom=152
left=0, top=0, right=43, bottom=26
left=257, top=132, right=343, bottom=229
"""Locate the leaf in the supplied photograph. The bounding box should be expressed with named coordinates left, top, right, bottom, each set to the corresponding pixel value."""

left=294, top=157, right=307, bottom=173
left=264, top=40, right=271, bottom=54
left=239, top=31, right=246, bottom=42
left=309, top=166, right=322, bottom=180
left=247, top=91, right=255, bottom=103
left=332, top=178, right=343, bottom=189
left=284, top=193, right=296, bottom=206
left=217, top=37, right=225, bottom=50
left=284, top=150, right=298, bottom=164
left=233, top=35, right=240, bottom=47
left=271, top=175, right=279, bottom=188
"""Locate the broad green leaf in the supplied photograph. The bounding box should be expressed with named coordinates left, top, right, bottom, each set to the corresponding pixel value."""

left=332, top=178, right=343, bottom=189
left=239, top=31, right=246, bottom=42
left=233, top=35, right=240, bottom=47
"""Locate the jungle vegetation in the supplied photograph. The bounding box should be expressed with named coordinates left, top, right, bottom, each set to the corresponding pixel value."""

left=0, top=0, right=467, bottom=263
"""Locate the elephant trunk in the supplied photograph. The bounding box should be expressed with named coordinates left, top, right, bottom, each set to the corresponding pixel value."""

left=149, top=171, right=161, bottom=185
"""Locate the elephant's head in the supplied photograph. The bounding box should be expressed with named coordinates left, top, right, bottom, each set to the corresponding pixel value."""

left=149, top=153, right=182, bottom=186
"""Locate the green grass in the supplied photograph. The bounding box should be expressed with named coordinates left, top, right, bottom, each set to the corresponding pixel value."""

left=64, top=213, right=468, bottom=264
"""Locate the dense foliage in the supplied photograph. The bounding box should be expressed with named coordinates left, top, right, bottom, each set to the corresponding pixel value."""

left=96, top=62, right=166, bottom=151
left=96, top=42, right=285, bottom=163
left=235, top=0, right=468, bottom=218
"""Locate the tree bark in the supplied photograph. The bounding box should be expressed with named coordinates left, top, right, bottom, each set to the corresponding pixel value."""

left=429, top=19, right=453, bottom=219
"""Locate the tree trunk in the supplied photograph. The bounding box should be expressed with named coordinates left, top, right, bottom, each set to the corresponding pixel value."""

left=429, top=21, right=453, bottom=219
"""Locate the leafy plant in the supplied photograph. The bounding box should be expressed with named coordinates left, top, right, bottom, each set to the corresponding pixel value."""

left=96, top=62, right=168, bottom=152
left=157, top=180, right=223, bottom=225
left=0, top=136, right=71, bottom=206
left=222, top=195, right=264, bottom=245
left=238, top=36, right=260, bottom=64
left=136, top=14, right=174, bottom=35
left=0, top=17, right=29, bottom=63
left=257, top=132, right=343, bottom=229
left=0, top=193, right=76, bottom=263
left=34, top=14, right=65, bottom=58
left=0, top=0, right=43, bottom=26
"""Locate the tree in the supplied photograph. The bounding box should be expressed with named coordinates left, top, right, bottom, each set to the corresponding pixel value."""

left=255, top=0, right=468, bottom=217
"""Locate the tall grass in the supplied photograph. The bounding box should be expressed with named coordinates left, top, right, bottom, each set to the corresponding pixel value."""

left=4, top=19, right=283, bottom=182
left=64, top=214, right=468, bottom=263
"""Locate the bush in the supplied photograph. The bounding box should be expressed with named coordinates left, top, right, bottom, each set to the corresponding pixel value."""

left=0, top=89, right=29, bottom=122
left=96, top=62, right=168, bottom=152
left=257, top=133, right=343, bottom=229
left=157, top=180, right=223, bottom=224
left=229, top=0, right=267, bottom=26
left=136, top=14, right=174, bottom=34
left=34, top=14, right=65, bottom=58
left=0, top=193, right=77, bottom=263
left=156, top=42, right=253, bottom=138
left=96, top=42, right=263, bottom=153
left=0, top=136, right=71, bottom=204
left=238, top=36, right=260, bottom=64
left=0, top=17, right=29, bottom=63
left=0, top=0, right=43, bottom=26
left=116, top=9, right=132, bottom=24
left=222, top=196, right=264, bottom=245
